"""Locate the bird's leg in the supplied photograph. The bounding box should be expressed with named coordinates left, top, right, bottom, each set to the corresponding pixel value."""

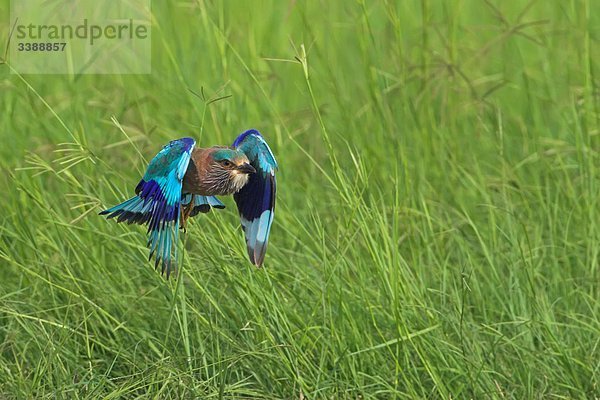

left=180, top=195, right=195, bottom=232
left=184, top=195, right=195, bottom=221
left=180, top=206, right=187, bottom=233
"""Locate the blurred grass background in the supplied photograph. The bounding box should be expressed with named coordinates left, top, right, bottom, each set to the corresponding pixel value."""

left=0, top=0, right=599, bottom=398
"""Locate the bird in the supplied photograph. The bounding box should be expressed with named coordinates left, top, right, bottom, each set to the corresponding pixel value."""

left=99, top=129, right=277, bottom=277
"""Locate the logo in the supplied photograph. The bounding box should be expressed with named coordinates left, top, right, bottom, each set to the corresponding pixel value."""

left=9, top=0, right=151, bottom=74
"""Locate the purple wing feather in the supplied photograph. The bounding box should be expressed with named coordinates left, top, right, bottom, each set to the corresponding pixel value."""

left=232, top=129, right=277, bottom=266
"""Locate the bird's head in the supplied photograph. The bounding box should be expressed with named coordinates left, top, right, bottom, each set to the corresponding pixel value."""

left=207, top=148, right=256, bottom=194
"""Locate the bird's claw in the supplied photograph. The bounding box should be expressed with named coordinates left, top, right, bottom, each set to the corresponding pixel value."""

left=180, top=196, right=195, bottom=232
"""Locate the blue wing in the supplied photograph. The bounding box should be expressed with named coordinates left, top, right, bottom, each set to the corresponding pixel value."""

left=232, top=129, right=277, bottom=266
left=100, top=137, right=195, bottom=277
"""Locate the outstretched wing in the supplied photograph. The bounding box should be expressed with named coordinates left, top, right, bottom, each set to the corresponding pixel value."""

left=232, top=129, right=277, bottom=266
left=100, top=137, right=195, bottom=277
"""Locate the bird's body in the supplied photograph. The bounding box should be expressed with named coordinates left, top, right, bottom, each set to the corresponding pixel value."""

left=182, top=147, right=252, bottom=196
left=100, top=130, right=277, bottom=277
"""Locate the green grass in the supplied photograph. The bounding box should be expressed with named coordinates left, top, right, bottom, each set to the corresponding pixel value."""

left=1, top=0, right=599, bottom=398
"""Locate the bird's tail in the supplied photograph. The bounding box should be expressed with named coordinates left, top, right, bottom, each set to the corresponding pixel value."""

left=181, top=194, right=225, bottom=217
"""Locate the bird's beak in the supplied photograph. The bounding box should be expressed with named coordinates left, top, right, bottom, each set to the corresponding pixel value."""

left=236, top=163, right=256, bottom=174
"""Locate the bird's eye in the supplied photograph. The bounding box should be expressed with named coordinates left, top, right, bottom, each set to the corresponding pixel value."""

left=221, top=160, right=232, bottom=168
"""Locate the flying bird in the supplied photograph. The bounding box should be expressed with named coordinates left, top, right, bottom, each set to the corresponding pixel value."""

left=100, top=129, right=277, bottom=277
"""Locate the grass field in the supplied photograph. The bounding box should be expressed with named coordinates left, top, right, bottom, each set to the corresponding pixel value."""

left=1, top=1, right=599, bottom=398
